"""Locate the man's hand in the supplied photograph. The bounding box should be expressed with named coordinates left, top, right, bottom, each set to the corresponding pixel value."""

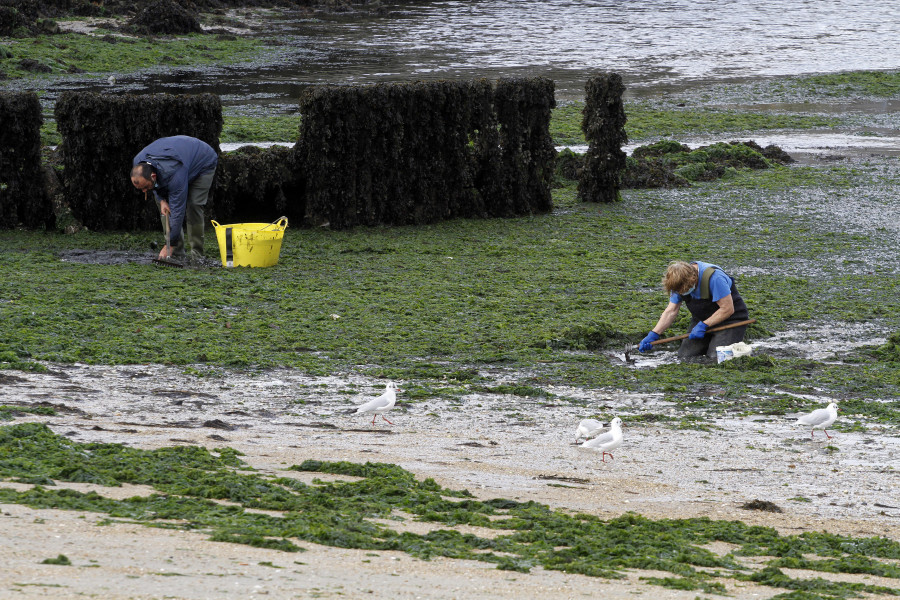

left=689, top=321, right=708, bottom=340
left=159, top=200, right=170, bottom=217
left=639, top=331, right=660, bottom=352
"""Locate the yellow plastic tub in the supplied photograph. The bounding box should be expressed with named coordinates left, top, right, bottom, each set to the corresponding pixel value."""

left=211, top=217, right=288, bottom=268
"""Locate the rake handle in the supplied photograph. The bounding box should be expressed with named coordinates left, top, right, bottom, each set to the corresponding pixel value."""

left=651, top=318, right=757, bottom=345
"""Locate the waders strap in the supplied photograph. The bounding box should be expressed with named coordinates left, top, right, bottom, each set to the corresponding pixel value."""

left=700, top=266, right=715, bottom=300
left=225, top=227, right=234, bottom=267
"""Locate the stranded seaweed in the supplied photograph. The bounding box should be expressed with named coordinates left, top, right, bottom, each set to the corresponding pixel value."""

left=1, top=425, right=897, bottom=598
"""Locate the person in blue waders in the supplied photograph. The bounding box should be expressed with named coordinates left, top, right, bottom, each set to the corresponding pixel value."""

left=130, top=136, right=218, bottom=265
left=638, top=260, right=750, bottom=360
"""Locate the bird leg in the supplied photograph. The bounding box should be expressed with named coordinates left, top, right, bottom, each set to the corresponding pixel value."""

left=602, top=452, right=614, bottom=462
left=824, top=429, right=832, bottom=439
left=381, top=415, right=394, bottom=425
left=371, top=414, right=377, bottom=425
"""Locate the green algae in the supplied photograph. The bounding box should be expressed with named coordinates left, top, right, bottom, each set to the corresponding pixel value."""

left=788, top=70, right=900, bottom=100
left=221, top=115, right=301, bottom=143
left=2, top=71, right=900, bottom=427
left=0, top=32, right=263, bottom=79
left=2, top=423, right=898, bottom=598
left=549, top=102, right=842, bottom=146
left=7, top=191, right=897, bottom=420
left=624, top=105, right=842, bottom=142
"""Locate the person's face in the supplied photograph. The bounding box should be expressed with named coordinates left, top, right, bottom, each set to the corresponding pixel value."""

left=131, top=174, right=155, bottom=193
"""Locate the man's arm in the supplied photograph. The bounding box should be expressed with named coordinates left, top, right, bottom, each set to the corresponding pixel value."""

left=163, top=169, right=189, bottom=244
left=702, top=293, right=735, bottom=327
left=651, top=301, right=681, bottom=335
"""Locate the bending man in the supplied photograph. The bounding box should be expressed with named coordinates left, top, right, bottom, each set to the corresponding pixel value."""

left=131, top=135, right=218, bottom=264
left=639, top=260, right=750, bottom=360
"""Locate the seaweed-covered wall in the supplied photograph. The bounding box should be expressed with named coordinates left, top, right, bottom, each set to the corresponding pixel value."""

left=0, top=91, right=49, bottom=229
left=54, top=92, right=222, bottom=231
left=213, top=145, right=303, bottom=224
left=296, top=77, right=556, bottom=229
left=579, top=73, right=627, bottom=203
left=489, top=77, right=556, bottom=216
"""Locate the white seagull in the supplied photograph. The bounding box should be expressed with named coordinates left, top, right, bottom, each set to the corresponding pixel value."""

left=797, top=402, right=839, bottom=439
left=356, top=382, right=400, bottom=425
left=575, top=418, right=604, bottom=443
left=581, top=417, right=624, bottom=462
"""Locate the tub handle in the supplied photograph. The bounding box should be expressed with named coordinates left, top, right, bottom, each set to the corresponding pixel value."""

left=261, top=216, right=289, bottom=231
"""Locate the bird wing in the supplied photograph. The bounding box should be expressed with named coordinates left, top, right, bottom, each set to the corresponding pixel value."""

left=582, top=430, right=614, bottom=448
left=577, top=419, right=602, bottom=437
left=798, top=408, right=830, bottom=426
left=356, top=394, right=390, bottom=413
left=604, top=429, right=624, bottom=450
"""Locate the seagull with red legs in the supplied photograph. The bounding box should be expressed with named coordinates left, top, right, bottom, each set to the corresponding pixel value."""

left=581, top=417, right=624, bottom=462
left=356, top=382, right=400, bottom=425
left=797, top=402, right=839, bottom=439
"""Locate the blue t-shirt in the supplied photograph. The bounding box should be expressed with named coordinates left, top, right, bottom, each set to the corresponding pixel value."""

left=669, top=261, right=733, bottom=304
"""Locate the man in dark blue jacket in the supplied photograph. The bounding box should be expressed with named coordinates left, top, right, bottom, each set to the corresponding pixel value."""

left=131, top=136, right=218, bottom=264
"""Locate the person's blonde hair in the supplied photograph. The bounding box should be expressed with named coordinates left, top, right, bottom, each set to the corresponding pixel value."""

left=662, top=260, right=698, bottom=294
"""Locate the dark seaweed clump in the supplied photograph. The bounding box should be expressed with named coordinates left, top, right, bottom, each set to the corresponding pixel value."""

left=557, top=139, right=793, bottom=189
left=126, top=0, right=202, bottom=35
left=740, top=499, right=784, bottom=513
left=623, top=139, right=794, bottom=188
left=578, top=73, right=628, bottom=203
left=874, top=331, right=900, bottom=363
left=544, top=320, right=626, bottom=351
left=0, top=91, right=50, bottom=229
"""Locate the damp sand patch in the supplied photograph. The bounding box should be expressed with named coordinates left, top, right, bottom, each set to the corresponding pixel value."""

left=59, top=249, right=155, bottom=266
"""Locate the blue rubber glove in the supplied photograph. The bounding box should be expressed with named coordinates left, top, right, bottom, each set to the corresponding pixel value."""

left=689, top=321, right=708, bottom=340
left=639, top=331, right=660, bottom=352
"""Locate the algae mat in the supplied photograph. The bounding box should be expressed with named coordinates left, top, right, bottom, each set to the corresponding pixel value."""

left=2, top=364, right=899, bottom=599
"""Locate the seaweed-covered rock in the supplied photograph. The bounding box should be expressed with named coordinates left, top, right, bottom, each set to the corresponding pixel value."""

left=737, top=140, right=795, bottom=164
left=0, top=3, right=31, bottom=36
left=128, top=0, right=202, bottom=35
left=0, top=91, right=50, bottom=229
left=623, top=139, right=791, bottom=188
left=622, top=156, right=689, bottom=189
left=632, top=140, right=691, bottom=159
left=578, top=73, right=628, bottom=203
left=17, top=58, right=50, bottom=72
left=554, top=148, right=583, bottom=183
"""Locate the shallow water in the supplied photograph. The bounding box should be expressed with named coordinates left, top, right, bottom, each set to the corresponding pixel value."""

left=22, top=0, right=900, bottom=112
